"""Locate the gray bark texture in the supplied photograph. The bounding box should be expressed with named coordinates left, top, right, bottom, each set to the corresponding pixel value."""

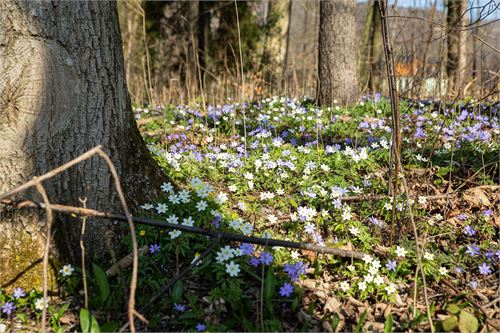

left=317, top=0, right=359, bottom=105
left=0, top=0, right=165, bottom=290
left=446, top=0, right=467, bottom=97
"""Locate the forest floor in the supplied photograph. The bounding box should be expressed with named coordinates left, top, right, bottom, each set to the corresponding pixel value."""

left=1, top=96, right=499, bottom=332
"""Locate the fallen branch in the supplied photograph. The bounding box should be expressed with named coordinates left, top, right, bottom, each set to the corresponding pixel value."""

left=2, top=198, right=369, bottom=259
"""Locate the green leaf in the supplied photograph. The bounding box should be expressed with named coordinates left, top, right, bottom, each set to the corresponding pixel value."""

left=355, top=309, right=368, bottom=333
left=264, top=267, right=275, bottom=303
left=446, top=303, right=461, bottom=314
left=100, top=322, right=119, bottom=332
left=458, top=310, right=478, bottom=333
left=331, top=313, right=341, bottom=332
left=172, top=281, right=183, bottom=304
left=80, top=308, right=100, bottom=333
left=442, top=315, right=458, bottom=332
left=384, top=313, right=393, bottom=333
left=92, top=263, right=110, bottom=303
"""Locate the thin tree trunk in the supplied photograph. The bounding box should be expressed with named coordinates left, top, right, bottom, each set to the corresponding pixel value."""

left=0, top=1, right=165, bottom=290
left=446, top=0, right=467, bottom=97
left=317, top=0, right=359, bottom=105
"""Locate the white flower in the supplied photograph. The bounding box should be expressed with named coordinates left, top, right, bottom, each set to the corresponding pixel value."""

left=190, top=177, right=203, bottom=187
left=240, top=223, right=253, bottom=235
left=244, top=172, right=254, bottom=180
left=0, top=323, right=6, bottom=333
left=347, top=264, right=356, bottom=272
left=364, top=274, right=374, bottom=283
left=225, top=261, right=240, bottom=277
left=156, top=203, right=168, bottom=214
left=140, top=203, right=153, bottom=210
left=181, top=216, right=194, bottom=227
left=229, top=218, right=242, bottom=230
left=168, top=194, right=180, bottom=204
left=290, top=250, right=300, bottom=260
left=349, top=226, right=360, bottom=237
left=362, top=254, right=373, bottom=264
left=342, top=210, right=353, bottom=221
left=166, top=214, right=178, bottom=224
left=373, top=275, right=384, bottom=286
left=276, top=188, right=285, bottom=195
left=35, top=298, right=48, bottom=311
left=237, top=201, right=247, bottom=211
left=439, top=266, right=448, bottom=276
left=423, top=252, right=434, bottom=261
left=371, top=260, right=381, bottom=270
left=385, top=284, right=396, bottom=295
left=215, top=192, right=229, bottom=204
left=196, top=200, right=208, bottom=211
left=357, top=281, right=367, bottom=291
left=339, top=281, right=350, bottom=292
left=169, top=230, right=182, bottom=239
left=216, top=246, right=235, bottom=263
left=268, top=214, right=278, bottom=224
left=418, top=196, right=427, bottom=205
left=161, top=182, right=174, bottom=193
left=395, top=246, right=408, bottom=258
left=228, top=184, right=238, bottom=192
left=178, top=190, right=190, bottom=203
left=368, top=265, right=379, bottom=275
left=60, top=264, right=74, bottom=277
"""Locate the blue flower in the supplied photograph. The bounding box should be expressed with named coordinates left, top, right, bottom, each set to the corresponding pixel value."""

left=173, top=303, right=186, bottom=312
left=463, top=226, right=476, bottom=236
left=239, top=243, right=254, bottom=256
left=260, top=252, right=273, bottom=266
left=465, top=243, right=480, bottom=257
left=279, top=282, right=294, bottom=297
left=2, top=302, right=15, bottom=315
left=149, top=243, right=161, bottom=254
left=13, top=287, right=26, bottom=299
left=249, top=257, right=260, bottom=267
left=196, top=323, right=206, bottom=332
left=386, top=260, right=397, bottom=272
left=478, top=263, right=492, bottom=275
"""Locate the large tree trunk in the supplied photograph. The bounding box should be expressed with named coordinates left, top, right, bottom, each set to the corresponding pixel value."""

left=261, top=0, right=291, bottom=89
left=0, top=1, right=165, bottom=290
left=317, top=0, right=359, bottom=105
left=446, top=0, right=467, bottom=97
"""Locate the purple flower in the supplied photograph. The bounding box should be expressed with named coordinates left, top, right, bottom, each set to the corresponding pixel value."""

left=478, top=263, right=492, bottom=275
left=239, top=243, right=254, bottom=256
left=260, top=252, right=273, bottom=266
left=284, top=261, right=308, bottom=282
left=469, top=279, right=478, bottom=289
left=386, top=260, right=397, bottom=272
left=369, top=216, right=383, bottom=227
left=196, top=323, right=206, bottom=332
left=457, top=214, right=468, bottom=221
left=279, top=282, right=294, bottom=297
left=173, top=303, right=186, bottom=312
left=463, top=226, right=476, bottom=236
left=149, top=243, right=161, bottom=254
left=2, top=302, right=15, bottom=315
left=455, top=266, right=464, bottom=274
left=249, top=256, right=260, bottom=267
left=482, top=209, right=492, bottom=217
left=13, top=287, right=26, bottom=299
left=466, top=243, right=480, bottom=257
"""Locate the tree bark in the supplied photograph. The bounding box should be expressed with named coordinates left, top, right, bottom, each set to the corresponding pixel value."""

left=0, top=0, right=165, bottom=290
left=367, top=0, right=384, bottom=94
left=317, top=0, right=359, bottom=105
left=446, top=0, right=467, bottom=97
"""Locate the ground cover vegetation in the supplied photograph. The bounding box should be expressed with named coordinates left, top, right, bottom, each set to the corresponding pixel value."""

left=2, top=95, right=497, bottom=332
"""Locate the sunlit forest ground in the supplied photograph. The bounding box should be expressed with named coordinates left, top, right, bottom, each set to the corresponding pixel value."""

left=124, top=96, right=498, bottom=331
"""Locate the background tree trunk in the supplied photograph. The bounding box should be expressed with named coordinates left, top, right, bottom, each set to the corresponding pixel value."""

left=0, top=0, right=165, bottom=290
left=446, top=0, right=467, bottom=97
left=367, top=0, right=383, bottom=95
left=317, top=0, right=359, bottom=105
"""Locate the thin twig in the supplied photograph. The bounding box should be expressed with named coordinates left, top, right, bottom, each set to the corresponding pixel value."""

left=3, top=199, right=369, bottom=259
left=79, top=198, right=89, bottom=309
left=35, top=182, right=53, bottom=333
